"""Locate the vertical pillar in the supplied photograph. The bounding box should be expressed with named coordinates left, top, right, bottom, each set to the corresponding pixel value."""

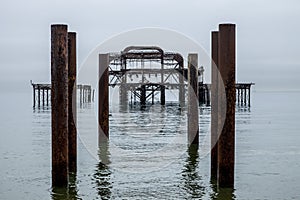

left=33, top=85, right=36, bottom=108
left=120, top=83, right=128, bottom=106
left=68, top=32, right=77, bottom=173
left=211, top=31, right=219, bottom=180
left=99, top=54, right=109, bottom=141
left=237, top=88, right=240, bottom=105
left=206, top=86, right=211, bottom=106
left=89, top=86, right=92, bottom=102
left=152, top=86, right=154, bottom=105
left=79, top=85, right=82, bottom=105
left=187, top=53, right=199, bottom=145
left=51, top=24, right=69, bottom=187
left=244, top=88, right=247, bottom=106
left=42, top=89, right=45, bottom=107
left=83, top=87, right=85, bottom=103
left=160, top=85, right=165, bottom=105
left=46, top=88, right=49, bottom=106
left=241, top=89, right=243, bottom=106
left=218, top=24, right=236, bottom=188
left=141, top=85, right=146, bottom=106
left=38, top=86, right=40, bottom=107
left=178, top=58, right=185, bottom=107
left=248, top=87, right=251, bottom=107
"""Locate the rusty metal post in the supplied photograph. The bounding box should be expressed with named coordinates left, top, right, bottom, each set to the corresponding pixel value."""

left=51, top=24, right=69, bottom=187
left=206, top=86, right=211, bottom=106
left=68, top=32, right=77, bottom=173
left=82, top=85, right=85, bottom=103
left=244, top=88, right=247, bottom=106
left=42, top=89, right=45, bottom=107
left=248, top=88, right=251, bottom=107
left=152, top=86, right=154, bottom=105
left=160, top=85, right=165, bottom=105
left=187, top=53, right=199, bottom=145
left=237, top=89, right=240, bottom=105
left=88, top=86, right=92, bottom=102
left=211, top=31, right=219, bottom=180
left=241, top=89, right=243, bottom=105
left=218, top=24, right=236, bottom=188
left=33, top=85, right=36, bottom=108
left=38, top=86, right=40, bottom=107
left=46, top=89, right=49, bottom=106
left=141, top=85, right=146, bottom=106
left=99, top=54, right=109, bottom=142
left=178, top=58, right=185, bottom=107
left=79, top=85, right=81, bottom=105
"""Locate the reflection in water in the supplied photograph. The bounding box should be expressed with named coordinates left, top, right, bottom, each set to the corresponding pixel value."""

left=51, top=173, right=80, bottom=200
left=92, top=140, right=112, bottom=200
left=181, top=145, right=205, bottom=199
left=209, top=180, right=236, bottom=200
left=214, top=188, right=235, bottom=200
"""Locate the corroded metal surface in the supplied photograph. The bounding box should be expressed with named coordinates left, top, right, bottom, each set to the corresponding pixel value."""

left=218, top=24, right=236, bottom=188
left=68, top=32, right=77, bottom=173
left=51, top=24, right=69, bottom=187
left=99, top=54, right=109, bottom=141
left=211, top=31, right=219, bottom=180
left=187, top=53, right=199, bottom=145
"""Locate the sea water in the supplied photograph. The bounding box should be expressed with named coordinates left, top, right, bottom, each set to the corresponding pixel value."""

left=0, top=90, right=300, bottom=199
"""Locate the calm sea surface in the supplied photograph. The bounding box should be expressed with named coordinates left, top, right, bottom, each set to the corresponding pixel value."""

left=0, top=90, right=300, bottom=200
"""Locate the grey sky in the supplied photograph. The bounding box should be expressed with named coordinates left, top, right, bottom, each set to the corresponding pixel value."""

left=0, top=0, right=299, bottom=92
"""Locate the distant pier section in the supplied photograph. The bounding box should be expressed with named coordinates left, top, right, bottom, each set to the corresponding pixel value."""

left=30, top=80, right=94, bottom=108
left=30, top=81, right=254, bottom=108
left=198, top=82, right=254, bottom=106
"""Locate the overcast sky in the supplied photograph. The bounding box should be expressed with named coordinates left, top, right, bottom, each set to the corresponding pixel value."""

left=0, top=0, right=299, bottom=92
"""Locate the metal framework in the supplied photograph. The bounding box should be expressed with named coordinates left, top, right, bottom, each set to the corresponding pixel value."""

left=108, top=46, right=187, bottom=106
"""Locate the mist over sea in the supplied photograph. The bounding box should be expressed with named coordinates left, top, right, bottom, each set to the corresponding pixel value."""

left=0, top=90, right=300, bottom=199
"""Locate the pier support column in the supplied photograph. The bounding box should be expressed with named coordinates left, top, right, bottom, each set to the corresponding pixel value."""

left=99, top=54, right=109, bottom=142
left=178, top=59, right=185, bottom=107
left=120, top=83, right=128, bottom=107
left=141, top=85, right=146, bottom=106
left=248, top=87, right=251, bottom=107
left=218, top=24, right=236, bottom=188
left=68, top=32, right=77, bottom=173
left=206, top=86, right=211, bottom=106
left=83, top=87, right=85, bottom=103
left=187, top=53, right=199, bottom=145
left=42, top=89, right=45, bottom=107
left=241, top=89, right=243, bottom=105
left=237, top=89, right=240, bottom=105
left=244, top=89, right=246, bottom=106
left=33, top=85, right=36, bottom=108
left=51, top=24, right=69, bottom=187
left=79, top=85, right=82, bottom=105
left=211, top=31, right=219, bottom=180
left=160, top=85, right=165, bottom=105
left=38, top=86, right=40, bottom=107
left=46, top=88, right=49, bottom=106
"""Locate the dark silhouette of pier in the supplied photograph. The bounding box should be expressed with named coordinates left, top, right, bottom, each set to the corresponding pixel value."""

left=30, top=81, right=94, bottom=108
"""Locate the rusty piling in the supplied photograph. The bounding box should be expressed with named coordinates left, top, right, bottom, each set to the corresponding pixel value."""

left=211, top=31, right=219, bottom=180
left=99, top=54, right=109, bottom=141
left=178, top=58, right=185, bottom=107
left=33, top=85, right=36, bottom=108
left=160, top=85, right=165, bottom=105
left=187, top=53, right=199, bottom=145
left=51, top=24, right=69, bottom=187
left=68, top=32, right=77, bottom=173
left=218, top=24, right=236, bottom=188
